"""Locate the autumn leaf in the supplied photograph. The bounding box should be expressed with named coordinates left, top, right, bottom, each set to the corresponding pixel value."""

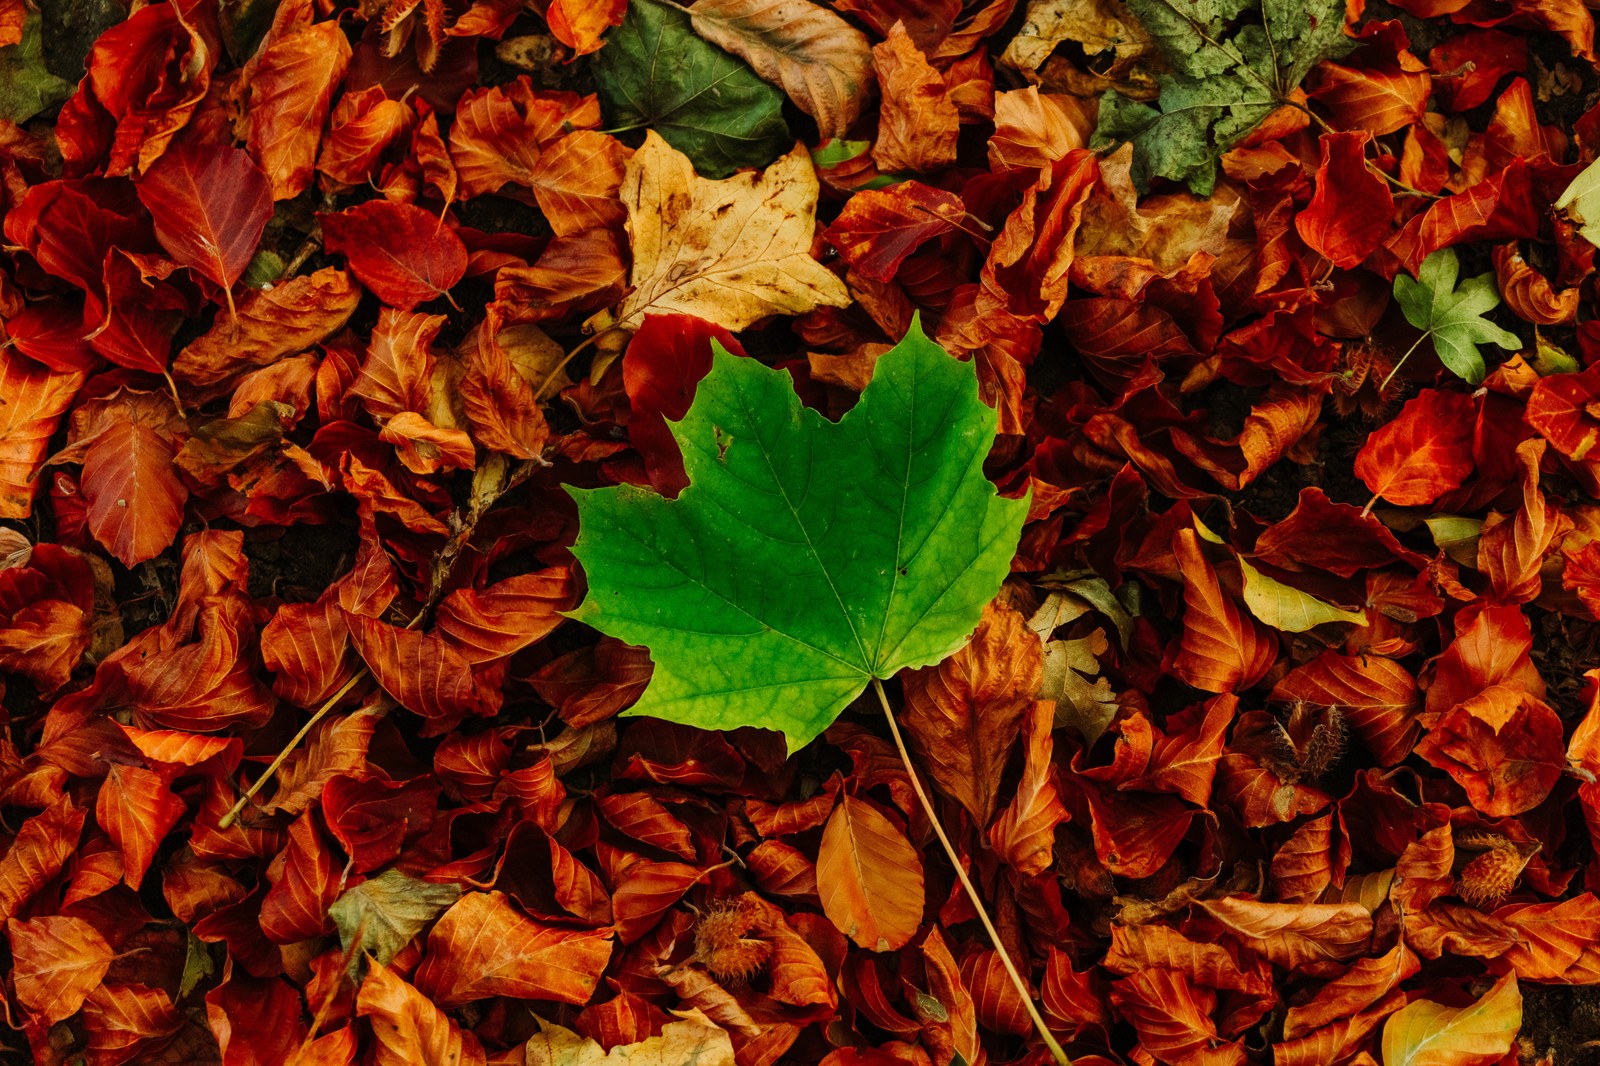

left=615, top=132, right=851, bottom=333
left=7, top=915, right=114, bottom=1025
left=1353, top=387, right=1476, bottom=507
left=568, top=320, right=1027, bottom=750
left=817, top=794, right=924, bottom=951
left=523, top=1011, right=735, bottom=1066
left=320, top=201, right=468, bottom=312
left=135, top=142, right=274, bottom=317
left=330, top=869, right=461, bottom=971
left=594, top=0, right=791, bottom=178
left=687, top=0, right=874, bottom=140
left=1381, top=972, right=1521, bottom=1066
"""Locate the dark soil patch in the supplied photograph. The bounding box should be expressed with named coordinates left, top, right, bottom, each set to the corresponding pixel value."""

left=1522, top=984, right=1600, bottom=1064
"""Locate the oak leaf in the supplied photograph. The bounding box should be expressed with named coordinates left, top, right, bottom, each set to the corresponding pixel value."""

left=615, top=132, right=850, bottom=332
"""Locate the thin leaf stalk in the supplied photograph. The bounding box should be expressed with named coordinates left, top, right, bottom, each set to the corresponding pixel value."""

left=872, top=678, right=1072, bottom=1066
left=219, top=458, right=538, bottom=829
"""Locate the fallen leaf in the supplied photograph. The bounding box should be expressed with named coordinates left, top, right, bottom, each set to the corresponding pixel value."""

left=615, top=132, right=850, bottom=333
left=818, top=795, right=924, bottom=951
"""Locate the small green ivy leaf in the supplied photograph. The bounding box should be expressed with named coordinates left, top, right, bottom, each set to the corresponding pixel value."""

left=567, top=319, right=1028, bottom=752
left=0, top=14, right=72, bottom=125
left=1393, top=248, right=1522, bottom=384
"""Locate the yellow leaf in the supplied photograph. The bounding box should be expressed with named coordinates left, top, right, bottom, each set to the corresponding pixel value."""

left=1238, top=556, right=1367, bottom=632
left=616, top=132, right=851, bottom=332
left=523, top=1010, right=735, bottom=1066
left=1380, top=973, right=1520, bottom=1066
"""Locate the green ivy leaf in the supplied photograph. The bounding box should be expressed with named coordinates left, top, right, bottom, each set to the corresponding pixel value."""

left=567, top=320, right=1028, bottom=752
left=1093, top=0, right=1350, bottom=194
left=1393, top=249, right=1522, bottom=384
left=0, top=14, right=73, bottom=125
left=594, top=0, right=791, bottom=180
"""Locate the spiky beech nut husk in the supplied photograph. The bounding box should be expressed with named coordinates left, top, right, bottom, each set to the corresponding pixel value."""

left=694, top=899, right=771, bottom=983
left=1457, top=845, right=1530, bottom=907
left=1298, top=706, right=1347, bottom=780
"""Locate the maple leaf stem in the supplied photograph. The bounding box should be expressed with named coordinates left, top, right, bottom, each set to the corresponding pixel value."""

left=871, top=677, right=1073, bottom=1066
left=1378, top=330, right=1431, bottom=394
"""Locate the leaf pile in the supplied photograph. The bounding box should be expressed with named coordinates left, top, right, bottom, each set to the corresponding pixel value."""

left=0, top=0, right=1599, bottom=1064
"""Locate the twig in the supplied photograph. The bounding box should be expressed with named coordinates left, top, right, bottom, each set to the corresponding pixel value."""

left=872, top=678, right=1071, bottom=1066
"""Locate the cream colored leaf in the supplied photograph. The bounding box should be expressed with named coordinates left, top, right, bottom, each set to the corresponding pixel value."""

left=617, top=132, right=850, bottom=331
left=1000, top=0, right=1156, bottom=78
left=1381, top=973, right=1520, bottom=1066
left=523, top=1010, right=735, bottom=1066
left=688, top=0, right=873, bottom=139
left=1238, top=557, right=1367, bottom=632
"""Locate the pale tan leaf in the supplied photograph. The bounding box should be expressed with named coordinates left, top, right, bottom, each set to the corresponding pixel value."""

left=522, top=1010, right=735, bottom=1066
left=617, top=133, right=849, bottom=331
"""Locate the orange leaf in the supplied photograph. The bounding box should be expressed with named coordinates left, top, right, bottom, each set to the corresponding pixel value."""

left=98, top=762, right=186, bottom=888
left=246, top=20, right=351, bottom=201
left=6, top=915, right=114, bottom=1025
left=412, top=890, right=614, bottom=1007
left=356, top=961, right=487, bottom=1066
left=1196, top=897, right=1373, bottom=970
left=870, top=23, right=958, bottom=173
left=1353, top=388, right=1476, bottom=507
left=547, top=0, right=627, bottom=55
left=1170, top=528, right=1276, bottom=693
left=817, top=794, right=924, bottom=951
left=0, top=798, right=85, bottom=923
left=0, top=352, right=83, bottom=520
left=901, top=600, right=1040, bottom=825
left=989, top=701, right=1069, bottom=876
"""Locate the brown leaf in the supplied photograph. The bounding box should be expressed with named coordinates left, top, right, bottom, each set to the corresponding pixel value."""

left=688, top=0, right=874, bottom=139
left=0, top=353, right=84, bottom=520
left=988, top=701, right=1068, bottom=876
left=870, top=23, right=960, bottom=173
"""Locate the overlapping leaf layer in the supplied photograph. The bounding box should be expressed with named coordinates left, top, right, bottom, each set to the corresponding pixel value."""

left=0, top=0, right=1597, bottom=1063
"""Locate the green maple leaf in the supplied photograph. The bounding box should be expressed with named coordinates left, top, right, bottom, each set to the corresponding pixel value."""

left=594, top=0, right=791, bottom=180
left=1393, top=249, right=1522, bottom=384
left=566, top=321, right=1028, bottom=752
left=1093, top=0, right=1350, bottom=194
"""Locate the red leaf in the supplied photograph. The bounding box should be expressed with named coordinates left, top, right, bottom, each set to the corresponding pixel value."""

left=824, top=181, right=964, bottom=283
left=259, top=810, right=340, bottom=943
left=1353, top=387, right=1476, bottom=507
left=624, top=314, right=747, bottom=497
left=79, top=414, right=189, bottom=568
left=1295, top=132, right=1395, bottom=268
left=320, top=201, right=468, bottom=311
left=136, top=142, right=273, bottom=301
left=1273, top=653, right=1421, bottom=766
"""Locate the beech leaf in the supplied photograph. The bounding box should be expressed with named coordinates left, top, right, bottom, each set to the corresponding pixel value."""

left=523, top=1011, right=735, bottom=1066
left=1381, top=972, right=1521, bottom=1066
left=568, top=320, right=1028, bottom=751
left=687, top=0, right=874, bottom=140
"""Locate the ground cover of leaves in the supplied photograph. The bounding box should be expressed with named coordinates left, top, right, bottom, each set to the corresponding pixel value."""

left=5, top=0, right=1600, bottom=1062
